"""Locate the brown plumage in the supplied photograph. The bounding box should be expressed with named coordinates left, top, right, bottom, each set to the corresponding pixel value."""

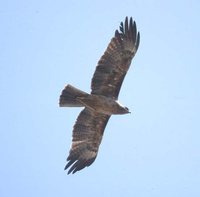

left=59, top=17, right=140, bottom=174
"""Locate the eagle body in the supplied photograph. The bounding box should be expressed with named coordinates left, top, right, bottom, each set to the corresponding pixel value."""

left=82, top=94, right=130, bottom=115
left=59, top=17, right=140, bottom=174
left=60, top=85, right=129, bottom=115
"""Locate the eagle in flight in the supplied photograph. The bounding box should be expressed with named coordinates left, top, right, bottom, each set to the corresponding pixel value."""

left=59, top=17, right=140, bottom=174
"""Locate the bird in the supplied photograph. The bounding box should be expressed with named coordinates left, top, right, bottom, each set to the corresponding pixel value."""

left=59, top=17, right=140, bottom=174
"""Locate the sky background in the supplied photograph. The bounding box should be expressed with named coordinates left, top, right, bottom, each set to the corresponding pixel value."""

left=0, top=0, right=200, bottom=197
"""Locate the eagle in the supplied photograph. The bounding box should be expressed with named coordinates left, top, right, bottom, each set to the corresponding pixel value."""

left=59, top=17, right=140, bottom=174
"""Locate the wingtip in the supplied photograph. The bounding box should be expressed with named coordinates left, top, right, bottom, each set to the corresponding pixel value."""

left=64, top=165, right=68, bottom=171
left=64, top=165, right=71, bottom=175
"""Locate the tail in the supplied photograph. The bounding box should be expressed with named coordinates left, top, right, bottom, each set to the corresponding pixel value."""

left=59, top=84, right=88, bottom=107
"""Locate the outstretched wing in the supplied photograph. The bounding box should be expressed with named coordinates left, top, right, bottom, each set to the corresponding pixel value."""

left=91, top=17, right=140, bottom=99
left=65, top=108, right=110, bottom=174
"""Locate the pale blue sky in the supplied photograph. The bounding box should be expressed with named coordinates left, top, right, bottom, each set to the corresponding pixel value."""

left=0, top=0, right=200, bottom=197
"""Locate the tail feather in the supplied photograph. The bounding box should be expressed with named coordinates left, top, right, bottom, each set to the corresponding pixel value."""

left=59, top=84, right=88, bottom=107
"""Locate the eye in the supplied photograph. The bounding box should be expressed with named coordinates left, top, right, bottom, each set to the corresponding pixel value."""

left=125, top=107, right=129, bottom=111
